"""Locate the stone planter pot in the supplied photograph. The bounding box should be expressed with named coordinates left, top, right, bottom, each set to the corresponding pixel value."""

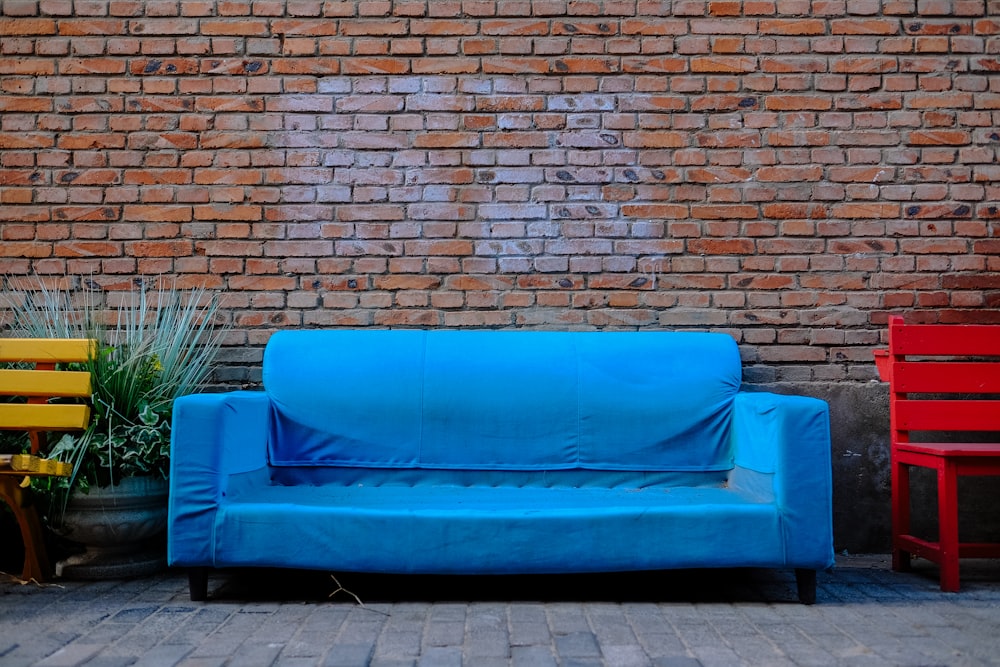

left=55, top=476, right=169, bottom=579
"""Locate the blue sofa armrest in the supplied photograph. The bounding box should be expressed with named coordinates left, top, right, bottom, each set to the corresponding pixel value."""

left=167, top=391, right=270, bottom=567
left=730, top=391, right=835, bottom=570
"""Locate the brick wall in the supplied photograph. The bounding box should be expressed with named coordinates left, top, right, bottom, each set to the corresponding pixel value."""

left=2, top=0, right=999, bottom=387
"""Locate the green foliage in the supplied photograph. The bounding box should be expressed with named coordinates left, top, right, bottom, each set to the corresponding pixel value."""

left=2, top=278, right=227, bottom=501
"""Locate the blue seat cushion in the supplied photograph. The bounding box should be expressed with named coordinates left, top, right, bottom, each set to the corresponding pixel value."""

left=213, top=471, right=782, bottom=574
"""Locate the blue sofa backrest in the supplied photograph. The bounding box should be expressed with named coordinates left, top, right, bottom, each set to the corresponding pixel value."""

left=263, top=330, right=742, bottom=473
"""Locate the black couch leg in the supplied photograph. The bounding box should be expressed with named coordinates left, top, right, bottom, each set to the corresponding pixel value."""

left=189, top=568, right=209, bottom=602
left=795, top=568, right=817, bottom=605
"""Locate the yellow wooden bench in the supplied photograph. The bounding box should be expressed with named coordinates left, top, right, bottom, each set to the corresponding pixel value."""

left=0, top=338, right=94, bottom=581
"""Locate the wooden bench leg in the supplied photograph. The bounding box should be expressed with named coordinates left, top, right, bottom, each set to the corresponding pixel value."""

left=937, top=460, right=960, bottom=592
left=0, top=477, right=51, bottom=582
left=891, top=458, right=911, bottom=572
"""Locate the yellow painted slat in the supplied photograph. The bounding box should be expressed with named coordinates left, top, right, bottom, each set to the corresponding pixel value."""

left=0, top=338, right=95, bottom=364
left=0, top=403, right=91, bottom=431
left=0, top=368, right=92, bottom=398
left=4, top=454, right=72, bottom=477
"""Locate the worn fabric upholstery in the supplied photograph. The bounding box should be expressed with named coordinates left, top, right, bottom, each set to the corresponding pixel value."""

left=168, top=330, right=834, bottom=578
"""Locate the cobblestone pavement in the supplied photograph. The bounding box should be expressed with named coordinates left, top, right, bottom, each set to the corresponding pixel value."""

left=2, top=555, right=999, bottom=667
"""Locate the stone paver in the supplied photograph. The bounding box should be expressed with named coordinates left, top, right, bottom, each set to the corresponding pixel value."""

left=2, top=555, right=999, bottom=666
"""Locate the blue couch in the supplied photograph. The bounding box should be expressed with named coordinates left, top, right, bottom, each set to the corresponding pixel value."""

left=168, top=329, right=834, bottom=603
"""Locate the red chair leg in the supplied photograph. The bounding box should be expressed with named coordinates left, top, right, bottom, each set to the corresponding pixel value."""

left=937, top=459, right=960, bottom=592
left=892, top=459, right=911, bottom=572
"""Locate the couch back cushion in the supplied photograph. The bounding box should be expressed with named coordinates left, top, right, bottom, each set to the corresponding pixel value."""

left=264, top=329, right=741, bottom=472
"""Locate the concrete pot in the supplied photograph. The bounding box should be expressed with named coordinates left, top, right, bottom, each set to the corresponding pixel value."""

left=56, top=476, right=169, bottom=579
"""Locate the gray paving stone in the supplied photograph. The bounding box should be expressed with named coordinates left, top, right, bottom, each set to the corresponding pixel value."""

left=589, top=612, right=638, bottom=646
left=2, top=557, right=1000, bottom=666
left=281, top=633, right=331, bottom=659
left=422, top=620, right=465, bottom=646
left=728, top=637, right=790, bottom=664
left=465, top=659, right=508, bottom=667
left=650, top=658, right=702, bottom=667
left=33, top=643, right=104, bottom=667
left=373, top=630, right=422, bottom=659
left=511, top=645, right=558, bottom=667
left=228, top=640, right=284, bottom=666
left=428, top=604, right=467, bottom=622
left=464, top=630, right=510, bottom=658
left=274, top=658, right=323, bottom=667
left=174, top=658, right=227, bottom=667
left=321, top=643, right=375, bottom=667
left=131, top=644, right=195, bottom=667
left=776, top=643, right=838, bottom=667
left=547, top=605, right=593, bottom=635
left=555, top=632, right=602, bottom=659
left=79, top=658, right=138, bottom=667
left=687, top=645, right=745, bottom=667
left=633, top=632, right=686, bottom=658
left=416, top=646, right=462, bottom=667
left=599, top=644, right=652, bottom=667
left=510, top=620, right=553, bottom=647
left=669, top=622, right=722, bottom=648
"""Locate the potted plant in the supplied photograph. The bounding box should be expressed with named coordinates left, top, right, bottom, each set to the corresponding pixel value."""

left=1, top=277, right=227, bottom=578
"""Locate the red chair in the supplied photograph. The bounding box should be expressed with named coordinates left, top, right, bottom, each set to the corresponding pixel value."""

left=874, top=315, right=1000, bottom=592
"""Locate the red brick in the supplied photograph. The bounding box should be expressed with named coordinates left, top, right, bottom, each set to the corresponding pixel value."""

left=756, top=166, right=824, bottom=182
left=688, top=239, right=756, bottom=254
left=52, top=206, right=120, bottom=222
left=0, top=0, right=994, bottom=382
left=228, top=276, right=298, bottom=291
left=194, top=205, right=262, bottom=221
left=444, top=275, right=516, bottom=290
left=196, top=241, right=264, bottom=257
left=763, top=203, right=828, bottom=219
left=58, top=19, right=125, bottom=35
left=53, top=241, right=121, bottom=257
left=622, top=132, right=687, bottom=148
left=691, top=205, right=760, bottom=219
left=0, top=242, right=53, bottom=258
left=620, top=204, right=689, bottom=219
left=59, top=57, right=127, bottom=74
left=199, top=19, right=270, bottom=35
left=691, top=56, right=757, bottom=73
left=413, top=57, right=480, bottom=74
left=0, top=133, right=56, bottom=150
left=759, top=19, right=827, bottom=34
left=373, top=310, right=441, bottom=326
left=831, top=203, right=900, bottom=218
left=271, top=19, right=340, bottom=35
left=764, top=95, right=833, bottom=111
left=0, top=59, right=56, bottom=75
left=686, top=167, right=752, bottom=183
left=270, top=58, right=342, bottom=74
left=0, top=19, right=57, bottom=35
left=0, top=98, right=54, bottom=113
left=831, top=18, right=900, bottom=34
left=372, top=276, right=442, bottom=290
left=125, top=240, right=193, bottom=257
left=907, top=130, right=972, bottom=145
left=690, top=19, right=758, bottom=34
left=709, top=1, right=742, bottom=16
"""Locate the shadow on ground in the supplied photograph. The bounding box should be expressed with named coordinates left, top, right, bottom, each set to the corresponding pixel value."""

left=208, top=566, right=807, bottom=605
